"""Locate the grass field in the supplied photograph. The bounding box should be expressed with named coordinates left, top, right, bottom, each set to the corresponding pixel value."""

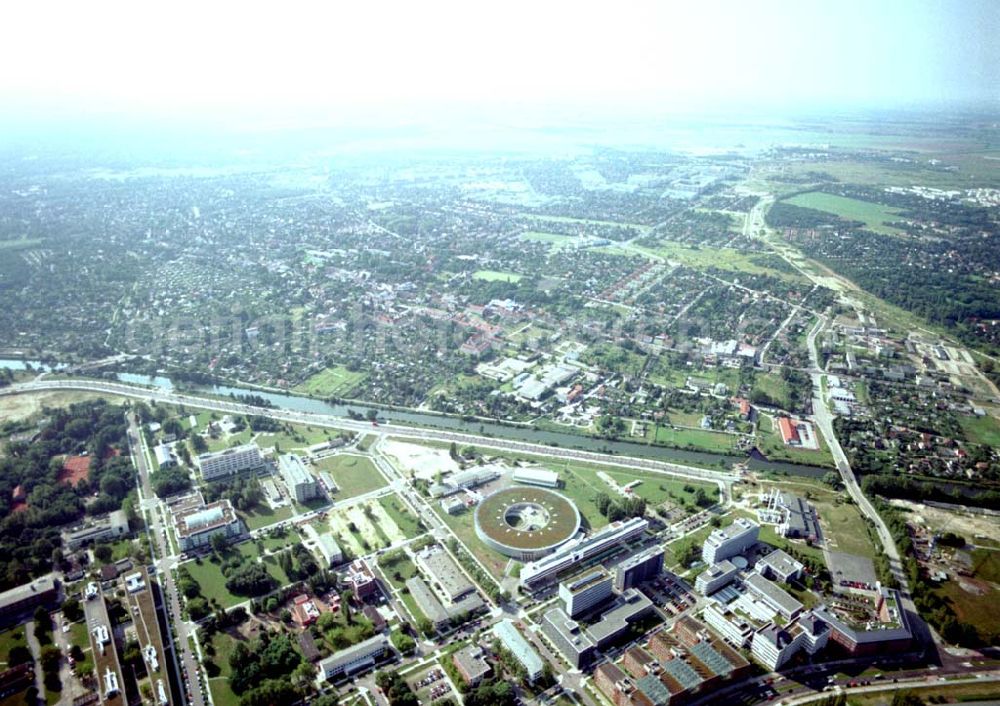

left=473, top=270, right=522, bottom=283
left=784, top=192, right=903, bottom=235
left=959, top=413, right=1000, bottom=446
left=626, top=242, right=808, bottom=283
left=0, top=626, right=26, bottom=666
left=237, top=503, right=293, bottom=531
left=519, top=231, right=573, bottom=247
left=313, top=455, right=388, bottom=499
left=205, top=629, right=242, bottom=706
left=293, top=366, right=367, bottom=398
left=378, top=551, right=420, bottom=590
left=650, top=425, right=738, bottom=454
left=812, top=498, right=876, bottom=558
left=183, top=542, right=285, bottom=608
left=935, top=580, right=1000, bottom=645
left=377, top=495, right=424, bottom=538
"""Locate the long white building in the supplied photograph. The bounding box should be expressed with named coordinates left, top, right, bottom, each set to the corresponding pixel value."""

left=197, top=443, right=263, bottom=481
left=702, top=517, right=759, bottom=564
left=278, top=453, right=319, bottom=502
left=520, top=517, right=648, bottom=587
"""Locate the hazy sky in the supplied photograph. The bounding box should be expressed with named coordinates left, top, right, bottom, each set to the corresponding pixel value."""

left=1, top=0, right=997, bottom=127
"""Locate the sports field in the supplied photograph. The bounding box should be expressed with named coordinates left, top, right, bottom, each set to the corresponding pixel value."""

left=473, top=270, right=522, bottom=283
left=293, top=365, right=367, bottom=397
left=784, top=192, right=903, bottom=234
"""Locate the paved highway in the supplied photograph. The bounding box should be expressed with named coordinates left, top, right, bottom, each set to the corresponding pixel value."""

left=2, top=379, right=738, bottom=489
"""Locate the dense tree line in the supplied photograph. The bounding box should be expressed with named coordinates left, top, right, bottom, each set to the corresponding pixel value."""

left=0, top=400, right=132, bottom=589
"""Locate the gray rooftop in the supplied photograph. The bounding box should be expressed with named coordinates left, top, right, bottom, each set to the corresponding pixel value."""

left=0, top=574, right=56, bottom=611
left=319, top=634, right=388, bottom=673
left=493, top=620, right=544, bottom=677
left=635, top=674, right=671, bottom=706
left=587, top=589, right=654, bottom=643
left=744, top=572, right=803, bottom=617
left=689, top=641, right=734, bottom=678
left=758, top=549, right=803, bottom=577
left=406, top=577, right=448, bottom=626
left=417, top=547, right=474, bottom=600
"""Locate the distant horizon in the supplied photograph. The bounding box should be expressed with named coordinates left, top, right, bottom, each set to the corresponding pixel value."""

left=0, top=0, right=996, bottom=140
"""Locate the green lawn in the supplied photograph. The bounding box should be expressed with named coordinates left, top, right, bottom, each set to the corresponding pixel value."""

left=0, top=626, right=27, bottom=666
left=182, top=542, right=285, bottom=608
left=377, top=495, right=424, bottom=538
left=313, top=455, right=388, bottom=499
left=650, top=425, right=738, bottom=454
left=932, top=580, right=1000, bottom=645
left=959, top=413, right=1000, bottom=446
left=237, top=503, right=293, bottom=531
left=812, top=499, right=876, bottom=558
left=784, top=192, right=904, bottom=235
left=205, top=629, right=242, bottom=706
left=599, top=470, right=718, bottom=509
left=68, top=621, right=93, bottom=676
left=519, top=231, right=573, bottom=248
left=752, top=375, right=792, bottom=410
left=293, top=366, right=368, bottom=398
left=473, top=270, right=522, bottom=283
left=378, top=551, right=420, bottom=590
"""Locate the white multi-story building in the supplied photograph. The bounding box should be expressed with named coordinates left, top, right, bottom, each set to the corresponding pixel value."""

left=702, top=604, right=755, bottom=648
left=520, top=517, right=648, bottom=587
left=751, top=611, right=829, bottom=669
left=320, top=635, right=388, bottom=681
left=153, top=444, right=175, bottom=468
left=756, top=548, right=804, bottom=584
left=278, top=453, right=319, bottom=502
left=695, top=559, right=738, bottom=595
left=173, top=499, right=244, bottom=552
left=512, top=467, right=560, bottom=488
left=197, top=443, right=263, bottom=481
left=559, top=568, right=614, bottom=617
left=702, top=518, right=759, bottom=565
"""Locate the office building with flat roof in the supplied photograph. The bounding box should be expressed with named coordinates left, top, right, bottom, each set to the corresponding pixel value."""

left=694, top=560, right=738, bottom=596
left=543, top=589, right=654, bottom=669
left=415, top=545, right=474, bottom=602
left=173, top=499, right=244, bottom=552
left=702, top=518, right=758, bottom=565
left=756, top=549, right=804, bottom=584
left=63, top=510, right=130, bottom=551
left=560, top=567, right=614, bottom=617
left=493, top=620, right=545, bottom=683
left=744, top=572, right=803, bottom=620
left=0, top=575, right=58, bottom=625
left=521, top=517, right=648, bottom=588
left=278, top=454, right=319, bottom=502
left=452, top=645, right=491, bottom=686
left=197, top=443, right=264, bottom=481
left=320, top=635, right=389, bottom=681
left=614, top=547, right=664, bottom=592
left=813, top=587, right=911, bottom=656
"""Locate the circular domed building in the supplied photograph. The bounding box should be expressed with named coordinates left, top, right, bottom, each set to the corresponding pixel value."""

left=474, top=486, right=581, bottom=561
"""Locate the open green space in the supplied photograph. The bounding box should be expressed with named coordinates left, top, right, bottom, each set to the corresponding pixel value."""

left=784, top=192, right=904, bottom=235
left=313, top=454, right=388, bottom=499
left=377, top=495, right=424, bottom=538
left=182, top=541, right=286, bottom=608
left=931, top=580, right=1000, bottom=645
left=68, top=621, right=93, bottom=676
left=378, top=551, right=419, bottom=590
left=473, top=270, right=522, bottom=283
left=0, top=626, right=26, bottom=666
left=432, top=505, right=510, bottom=581
left=959, top=413, right=1000, bottom=447
left=237, top=503, right=293, bottom=531
left=812, top=498, right=876, bottom=559
left=205, top=629, right=242, bottom=706
left=600, top=470, right=718, bottom=509
left=970, top=548, right=1000, bottom=584
left=293, top=365, right=367, bottom=398
left=519, top=231, right=573, bottom=247
left=649, top=425, right=738, bottom=454
left=626, top=242, right=808, bottom=283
